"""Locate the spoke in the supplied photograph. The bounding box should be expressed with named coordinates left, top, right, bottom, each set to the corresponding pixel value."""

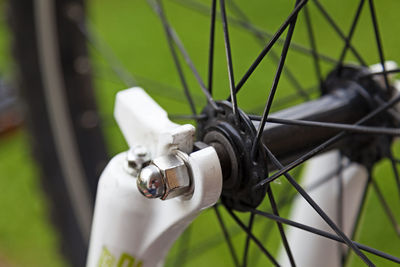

left=251, top=0, right=302, bottom=159
left=135, top=74, right=205, bottom=103
left=252, top=166, right=342, bottom=265
left=213, top=206, right=240, bottom=267
left=153, top=0, right=196, bottom=115
left=267, top=186, right=296, bottom=266
left=263, top=145, right=374, bottom=266
left=274, top=161, right=352, bottom=225
left=175, top=216, right=243, bottom=262
left=168, top=114, right=207, bottom=121
left=255, top=93, right=400, bottom=187
left=250, top=208, right=400, bottom=264
left=225, top=207, right=280, bottom=266
left=227, top=0, right=310, bottom=101
left=77, top=20, right=137, bottom=86
left=343, top=173, right=371, bottom=265
left=249, top=218, right=275, bottom=266
left=247, top=86, right=318, bottom=114
left=93, top=64, right=205, bottom=107
left=371, top=178, right=400, bottom=236
left=312, top=0, right=367, bottom=66
left=173, top=226, right=192, bottom=266
left=336, top=153, right=345, bottom=264
left=242, top=213, right=254, bottom=267
left=388, top=150, right=400, bottom=205
left=148, top=0, right=219, bottom=110
left=173, top=0, right=338, bottom=64
left=368, top=0, right=390, bottom=90
left=306, top=161, right=351, bottom=193
left=248, top=115, right=400, bottom=136
left=303, top=5, right=323, bottom=89
left=337, top=0, right=366, bottom=67
left=233, top=0, right=308, bottom=97
left=360, top=68, right=400, bottom=78
left=208, top=0, right=217, bottom=94
left=220, top=0, right=239, bottom=119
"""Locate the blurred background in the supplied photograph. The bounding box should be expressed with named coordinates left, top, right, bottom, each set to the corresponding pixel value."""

left=0, top=0, right=400, bottom=266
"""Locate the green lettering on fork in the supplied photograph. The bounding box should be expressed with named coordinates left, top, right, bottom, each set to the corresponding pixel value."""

left=98, top=246, right=143, bottom=267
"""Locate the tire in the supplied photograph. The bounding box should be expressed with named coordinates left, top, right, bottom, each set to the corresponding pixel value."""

left=8, top=0, right=108, bottom=266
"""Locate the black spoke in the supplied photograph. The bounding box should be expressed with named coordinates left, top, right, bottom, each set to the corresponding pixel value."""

left=220, top=0, right=239, bottom=119
left=267, top=186, right=296, bottom=266
left=153, top=0, right=197, bottom=115
left=242, top=213, right=254, bottom=267
left=168, top=114, right=207, bottom=121
left=368, top=0, right=390, bottom=90
left=337, top=0, right=366, bottom=67
left=360, top=68, right=400, bottom=78
left=174, top=215, right=243, bottom=262
left=232, top=0, right=308, bottom=97
left=303, top=5, right=323, bottom=90
left=208, top=0, right=217, bottom=94
left=388, top=150, right=400, bottom=205
left=149, top=0, right=219, bottom=110
left=312, top=0, right=367, bottom=66
left=336, top=153, right=345, bottom=265
left=247, top=86, right=318, bottom=114
left=344, top=173, right=371, bottom=265
left=248, top=115, right=400, bottom=136
left=173, top=226, right=192, bottom=267
left=250, top=208, right=400, bottom=264
left=371, top=178, right=400, bottom=236
left=251, top=0, right=302, bottom=159
left=173, top=0, right=338, bottom=65
left=227, top=0, right=310, bottom=101
left=214, top=205, right=240, bottom=267
left=78, top=21, right=137, bottom=86
left=225, top=207, right=280, bottom=266
left=263, top=145, right=375, bottom=266
left=255, top=93, right=400, bottom=187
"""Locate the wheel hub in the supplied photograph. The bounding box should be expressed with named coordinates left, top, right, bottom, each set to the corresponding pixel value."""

left=197, top=101, right=268, bottom=211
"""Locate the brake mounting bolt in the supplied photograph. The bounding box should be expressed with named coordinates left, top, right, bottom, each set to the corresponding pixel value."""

left=126, top=145, right=151, bottom=176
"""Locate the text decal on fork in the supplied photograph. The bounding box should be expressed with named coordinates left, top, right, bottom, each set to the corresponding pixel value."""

left=97, top=246, right=143, bottom=267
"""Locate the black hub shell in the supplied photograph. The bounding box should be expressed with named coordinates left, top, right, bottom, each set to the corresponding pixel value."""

left=197, top=101, right=268, bottom=211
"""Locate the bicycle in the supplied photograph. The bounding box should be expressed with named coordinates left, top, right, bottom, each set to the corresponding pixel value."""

left=8, top=0, right=400, bottom=266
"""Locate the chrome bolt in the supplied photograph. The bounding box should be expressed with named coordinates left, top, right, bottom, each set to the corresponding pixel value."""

left=126, top=145, right=151, bottom=176
left=137, top=164, right=165, bottom=198
left=137, top=152, right=192, bottom=200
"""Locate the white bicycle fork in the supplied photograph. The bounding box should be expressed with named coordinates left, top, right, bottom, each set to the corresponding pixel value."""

left=86, top=87, right=370, bottom=267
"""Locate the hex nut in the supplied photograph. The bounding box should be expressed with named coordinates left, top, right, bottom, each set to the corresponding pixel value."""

left=152, top=153, right=191, bottom=200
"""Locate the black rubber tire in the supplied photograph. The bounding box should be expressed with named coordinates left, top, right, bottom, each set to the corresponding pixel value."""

left=8, top=0, right=108, bottom=266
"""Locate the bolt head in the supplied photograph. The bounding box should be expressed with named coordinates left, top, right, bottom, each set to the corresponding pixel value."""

left=126, top=145, right=151, bottom=176
left=137, top=164, right=165, bottom=198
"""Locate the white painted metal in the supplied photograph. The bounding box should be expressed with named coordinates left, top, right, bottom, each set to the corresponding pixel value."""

left=86, top=148, right=222, bottom=267
left=86, top=88, right=222, bottom=267
left=114, top=87, right=195, bottom=157
left=278, top=151, right=368, bottom=267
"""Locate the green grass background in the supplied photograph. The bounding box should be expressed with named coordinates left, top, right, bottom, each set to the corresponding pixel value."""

left=0, top=0, right=400, bottom=266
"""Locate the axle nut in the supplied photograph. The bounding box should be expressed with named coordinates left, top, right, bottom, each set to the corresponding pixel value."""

left=137, top=152, right=191, bottom=200
left=137, top=164, right=165, bottom=198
